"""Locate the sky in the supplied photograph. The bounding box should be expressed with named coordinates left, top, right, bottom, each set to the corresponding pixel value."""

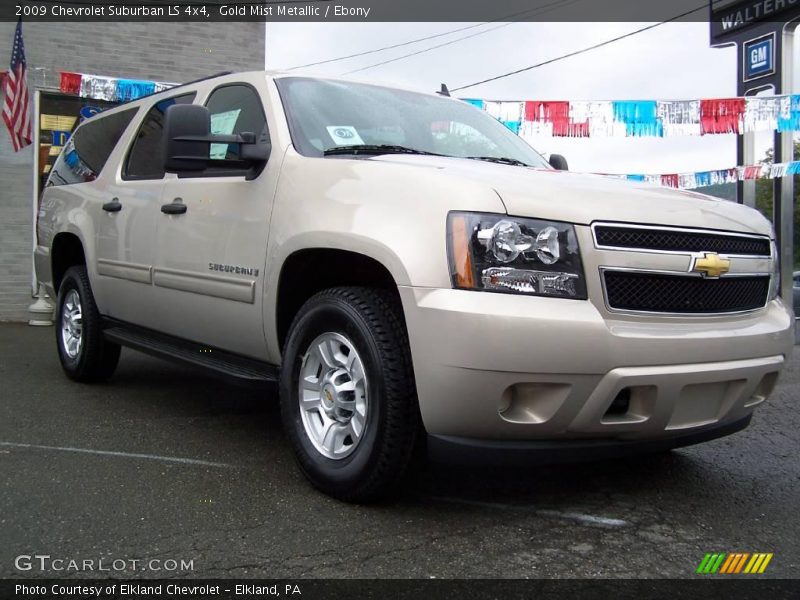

left=264, top=22, right=798, bottom=176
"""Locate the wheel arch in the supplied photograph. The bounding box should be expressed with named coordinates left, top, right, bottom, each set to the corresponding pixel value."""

left=274, top=248, right=402, bottom=353
left=51, top=232, right=87, bottom=294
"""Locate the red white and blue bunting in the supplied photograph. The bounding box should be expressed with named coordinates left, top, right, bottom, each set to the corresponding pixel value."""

left=463, top=96, right=800, bottom=137
left=46, top=74, right=800, bottom=189
left=55, top=78, right=800, bottom=136
left=604, top=162, right=800, bottom=190
left=58, top=71, right=176, bottom=102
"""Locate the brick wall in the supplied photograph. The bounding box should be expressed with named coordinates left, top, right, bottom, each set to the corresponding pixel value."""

left=0, top=22, right=265, bottom=321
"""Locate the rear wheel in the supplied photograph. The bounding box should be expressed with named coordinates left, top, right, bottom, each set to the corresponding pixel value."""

left=280, top=287, right=420, bottom=502
left=55, top=265, right=120, bottom=382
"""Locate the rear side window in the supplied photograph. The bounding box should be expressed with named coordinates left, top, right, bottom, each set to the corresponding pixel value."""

left=47, top=108, right=137, bottom=187
left=124, top=93, right=196, bottom=180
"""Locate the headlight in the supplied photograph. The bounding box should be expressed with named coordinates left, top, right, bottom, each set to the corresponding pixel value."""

left=447, top=212, right=587, bottom=299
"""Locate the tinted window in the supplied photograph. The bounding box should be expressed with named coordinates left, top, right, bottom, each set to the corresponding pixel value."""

left=205, top=85, right=268, bottom=165
left=47, top=108, right=137, bottom=187
left=125, top=93, right=196, bottom=180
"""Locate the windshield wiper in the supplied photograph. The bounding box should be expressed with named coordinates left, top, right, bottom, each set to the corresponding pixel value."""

left=464, top=156, right=530, bottom=167
left=323, top=144, right=441, bottom=157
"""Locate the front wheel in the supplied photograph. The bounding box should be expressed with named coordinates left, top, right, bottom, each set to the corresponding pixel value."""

left=280, top=287, right=420, bottom=502
left=55, top=265, right=120, bottom=382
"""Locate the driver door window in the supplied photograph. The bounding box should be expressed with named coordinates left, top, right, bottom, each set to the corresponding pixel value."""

left=204, top=85, right=268, bottom=173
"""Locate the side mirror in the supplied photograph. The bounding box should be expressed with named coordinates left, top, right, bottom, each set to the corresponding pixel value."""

left=241, top=133, right=271, bottom=162
left=163, top=104, right=271, bottom=174
left=164, top=104, right=211, bottom=173
left=549, top=154, right=568, bottom=171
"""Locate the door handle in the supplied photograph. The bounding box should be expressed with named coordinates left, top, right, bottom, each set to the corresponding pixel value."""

left=102, top=198, right=122, bottom=212
left=161, top=199, right=187, bottom=215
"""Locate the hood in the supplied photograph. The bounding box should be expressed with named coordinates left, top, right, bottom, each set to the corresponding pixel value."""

left=367, top=155, right=773, bottom=237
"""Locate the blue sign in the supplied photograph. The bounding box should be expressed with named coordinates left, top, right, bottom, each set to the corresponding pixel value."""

left=744, top=34, right=775, bottom=82
left=79, top=105, right=102, bottom=121
left=51, top=130, right=71, bottom=146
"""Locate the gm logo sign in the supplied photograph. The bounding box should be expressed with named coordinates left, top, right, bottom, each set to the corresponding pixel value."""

left=743, top=33, right=775, bottom=82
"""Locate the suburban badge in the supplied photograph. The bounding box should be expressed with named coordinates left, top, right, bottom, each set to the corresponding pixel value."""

left=208, top=262, right=260, bottom=277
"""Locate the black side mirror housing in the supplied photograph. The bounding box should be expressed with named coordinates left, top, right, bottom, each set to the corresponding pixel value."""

left=241, top=132, right=271, bottom=162
left=164, top=104, right=211, bottom=173
left=163, top=104, right=271, bottom=175
left=549, top=154, right=568, bottom=171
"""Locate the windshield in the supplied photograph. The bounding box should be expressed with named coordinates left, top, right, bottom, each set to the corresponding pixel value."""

left=275, top=77, right=550, bottom=168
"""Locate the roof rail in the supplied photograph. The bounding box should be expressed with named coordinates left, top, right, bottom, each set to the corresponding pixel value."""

left=179, top=71, right=234, bottom=87
left=119, top=71, right=234, bottom=104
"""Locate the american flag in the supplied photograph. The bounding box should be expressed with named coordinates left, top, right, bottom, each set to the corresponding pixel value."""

left=3, top=19, right=32, bottom=152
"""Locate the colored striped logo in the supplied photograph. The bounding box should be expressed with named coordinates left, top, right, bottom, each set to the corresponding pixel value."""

left=696, top=552, right=773, bottom=574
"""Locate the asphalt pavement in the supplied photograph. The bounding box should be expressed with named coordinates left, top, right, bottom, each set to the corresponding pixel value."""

left=0, top=322, right=798, bottom=579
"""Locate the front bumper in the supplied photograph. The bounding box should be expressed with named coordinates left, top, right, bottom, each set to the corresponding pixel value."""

left=428, top=414, right=753, bottom=466
left=399, top=287, right=794, bottom=444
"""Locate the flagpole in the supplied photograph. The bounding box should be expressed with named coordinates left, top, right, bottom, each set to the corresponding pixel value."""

left=28, top=87, right=52, bottom=326
left=11, top=17, right=55, bottom=326
left=30, top=85, right=38, bottom=297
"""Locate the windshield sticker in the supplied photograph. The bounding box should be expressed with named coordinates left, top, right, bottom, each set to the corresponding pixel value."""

left=210, top=109, right=241, bottom=159
left=326, top=126, right=365, bottom=146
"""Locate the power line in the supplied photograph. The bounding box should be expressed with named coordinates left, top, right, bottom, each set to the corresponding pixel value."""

left=288, top=23, right=499, bottom=70
left=450, top=3, right=708, bottom=92
left=289, top=2, right=577, bottom=71
left=342, top=0, right=581, bottom=76
left=342, top=22, right=516, bottom=76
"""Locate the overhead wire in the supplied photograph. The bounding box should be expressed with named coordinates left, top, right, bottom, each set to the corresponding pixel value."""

left=291, top=0, right=580, bottom=71
left=288, top=22, right=506, bottom=70
left=450, top=3, right=711, bottom=92
left=341, top=0, right=582, bottom=76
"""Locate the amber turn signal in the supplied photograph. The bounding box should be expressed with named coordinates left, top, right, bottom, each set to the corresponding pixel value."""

left=449, top=214, right=475, bottom=289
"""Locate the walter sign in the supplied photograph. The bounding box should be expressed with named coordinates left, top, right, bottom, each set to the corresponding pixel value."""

left=710, top=0, right=800, bottom=93
left=743, top=33, right=775, bottom=81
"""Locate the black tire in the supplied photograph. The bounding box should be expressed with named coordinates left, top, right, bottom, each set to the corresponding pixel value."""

left=55, top=265, right=120, bottom=382
left=280, top=287, right=420, bottom=503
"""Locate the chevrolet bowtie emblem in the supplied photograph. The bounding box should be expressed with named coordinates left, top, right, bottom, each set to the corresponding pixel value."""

left=691, top=252, right=731, bottom=278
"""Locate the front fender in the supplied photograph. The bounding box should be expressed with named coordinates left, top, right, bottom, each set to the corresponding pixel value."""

left=268, top=150, right=506, bottom=288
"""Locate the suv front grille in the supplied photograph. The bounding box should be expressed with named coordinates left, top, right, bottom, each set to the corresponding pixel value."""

left=603, top=271, right=770, bottom=314
left=594, top=225, right=771, bottom=256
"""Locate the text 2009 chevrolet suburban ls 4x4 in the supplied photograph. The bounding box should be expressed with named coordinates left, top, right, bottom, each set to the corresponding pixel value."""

left=35, top=72, right=794, bottom=501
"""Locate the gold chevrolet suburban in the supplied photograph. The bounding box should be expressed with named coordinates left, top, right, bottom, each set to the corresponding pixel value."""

left=35, top=71, right=795, bottom=502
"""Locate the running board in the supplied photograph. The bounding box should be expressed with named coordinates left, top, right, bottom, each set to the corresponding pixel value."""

left=103, top=321, right=279, bottom=388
